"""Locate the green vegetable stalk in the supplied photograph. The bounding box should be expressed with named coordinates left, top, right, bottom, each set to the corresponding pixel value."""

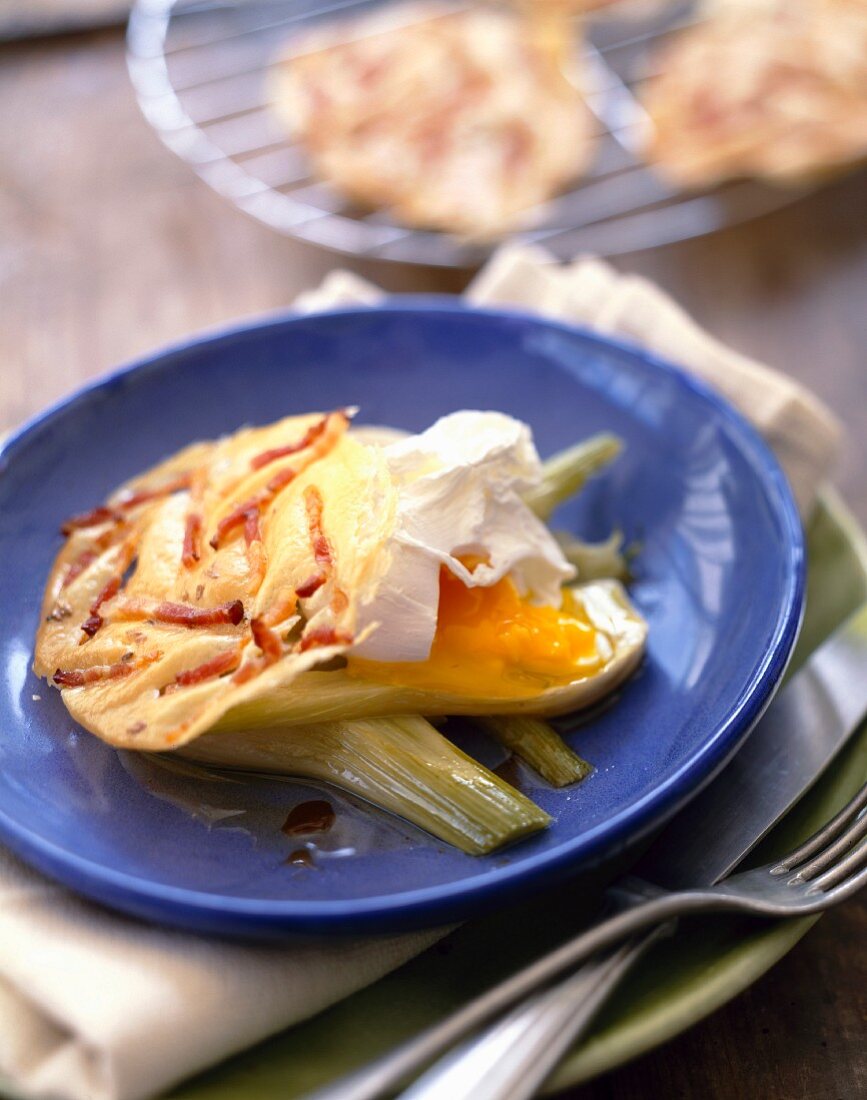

left=526, top=433, right=623, bottom=521
left=478, top=715, right=592, bottom=787
left=183, top=714, right=551, bottom=855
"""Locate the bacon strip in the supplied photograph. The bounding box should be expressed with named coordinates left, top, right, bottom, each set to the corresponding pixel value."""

left=170, top=648, right=242, bottom=690
left=61, top=506, right=120, bottom=536
left=77, top=541, right=138, bottom=639
left=210, top=501, right=261, bottom=550
left=231, top=592, right=297, bottom=684
left=53, top=651, right=156, bottom=688
left=181, top=513, right=202, bottom=568
left=62, top=475, right=192, bottom=536
left=249, top=414, right=331, bottom=470
left=266, top=467, right=297, bottom=495
left=295, top=572, right=326, bottom=599
left=209, top=411, right=349, bottom=551
left=113, top=598, right=245, bottom=627
left=62, top=525, right=127, bottom=589
left=114, top=475, right=191, bottom=511
left=304, top=485, right=333, bottom=567
left=294, top=488, right=334, bottom=605
left=62, top=549, right=98, bottom=589
left=297, top=624, right=353, bottom=653
left=244, top=509, right=262, bottom=547
left=208, top=499, right=265, bottom=581
left=81, top=574, right=122, bottom=638
left=54, top=662, right=135, bottom=688
left=251, top=617, right=282, bottom=663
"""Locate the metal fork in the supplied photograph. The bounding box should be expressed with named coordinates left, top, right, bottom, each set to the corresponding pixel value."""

left=397, top=779, right=867, bottom=1100
left=306, top=779, right=867, bottom=1100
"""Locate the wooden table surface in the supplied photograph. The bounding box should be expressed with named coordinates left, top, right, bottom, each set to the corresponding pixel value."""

left=2, top=27, right=865, bottom=1100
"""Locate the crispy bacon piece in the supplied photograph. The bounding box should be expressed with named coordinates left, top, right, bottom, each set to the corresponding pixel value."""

left=209, top=500, right=261, bottom=550
left=81, top=574, right=122, bottom=638
left=297, top=624, right=353, bottom=653
left=114, top=474, right=191, bottom=510
left=62, top=549, right=98, bottom=589
left=231, top=591, right=298, bottom=683
left=157, top=600, right=245, bottom=627
left=61, top=475, right=192, bottom=537
left=181, top=513, right=203, bottom=568
left=251, top=617, right=283, bottom=663
left=61, top=506, right=120, bottom=536
left=114, top=598, right=245, bottom=627
left=243, top=508, right=262, bottom=546
left=249, top=414, right=333, bottom=470
left=53, top=651, right=156, bottom=688
left=304, top=485, right=333, bottom=567
left=63, top=525, right=127, bottom=587
left=266, top=467, right=297, bottom=495
left=77, top=541, right=137, bottom=639
left=54, top=662, right=134, bottom=688
left=208, top=499, right=265, bottom=587
left=209, top=412, right=349, bottom=551
left=80, top=614, right=102, bottom=638
left=170, top=647, right=242, bottom=690
left=295, top=572, right=326, bottom=599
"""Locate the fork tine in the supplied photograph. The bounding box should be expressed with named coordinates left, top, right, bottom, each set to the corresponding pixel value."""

left=788, top=809, right=867, bottom=882
left=771, top=780, right=867, bottom=874
left=805, top=834, right=867, bottom=894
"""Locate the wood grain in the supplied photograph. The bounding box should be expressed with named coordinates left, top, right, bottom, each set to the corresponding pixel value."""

left=1, top=27, right=865, bottom=1100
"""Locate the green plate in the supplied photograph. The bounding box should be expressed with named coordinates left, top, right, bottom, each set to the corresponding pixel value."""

left=161, top=489, right=867, bottom=1100
left=2, top=491, right=864, bottom=1100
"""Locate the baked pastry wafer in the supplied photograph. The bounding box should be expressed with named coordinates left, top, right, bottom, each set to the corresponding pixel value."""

left=270, top=2, right=595, bottom=237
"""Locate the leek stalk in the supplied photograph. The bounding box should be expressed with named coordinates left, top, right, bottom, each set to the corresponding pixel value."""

left=526, top=433, right=623, bottom=521
left=183, top=714, right=551, bottom=855
left=478, top=715, right=592, bottom=787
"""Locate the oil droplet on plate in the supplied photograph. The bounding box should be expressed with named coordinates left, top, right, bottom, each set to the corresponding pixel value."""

left=285, top=848, right=316, bottom=869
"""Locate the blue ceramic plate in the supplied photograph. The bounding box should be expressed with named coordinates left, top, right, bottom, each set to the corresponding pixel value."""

left=0, top=302, right=803, bottom=937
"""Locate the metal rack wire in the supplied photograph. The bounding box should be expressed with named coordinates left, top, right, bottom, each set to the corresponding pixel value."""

left=127, top=0, right=811, bottom=267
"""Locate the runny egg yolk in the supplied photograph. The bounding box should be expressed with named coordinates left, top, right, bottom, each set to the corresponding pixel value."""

left=347, top=568, right=605, bottom=698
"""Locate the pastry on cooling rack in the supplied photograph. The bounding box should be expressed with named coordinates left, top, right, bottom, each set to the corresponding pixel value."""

left=270, top=1, right=594, bottom=238
left=641, top=0, right=867, bottom=187
left=529, top=0, right=674, bottom=12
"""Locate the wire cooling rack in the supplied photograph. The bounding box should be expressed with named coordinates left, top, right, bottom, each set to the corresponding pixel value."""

left=126, top=0, right=811, bottom=267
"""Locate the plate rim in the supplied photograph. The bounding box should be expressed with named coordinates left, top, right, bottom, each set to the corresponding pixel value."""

left=548, top=485, right=867, bottom=1091
left=0, top=299, right=806, bottom=932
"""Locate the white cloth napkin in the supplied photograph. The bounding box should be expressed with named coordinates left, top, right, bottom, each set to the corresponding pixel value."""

left=0, top=247, right=841, bottom=1100
left=296, top=247, right=840, bottom=517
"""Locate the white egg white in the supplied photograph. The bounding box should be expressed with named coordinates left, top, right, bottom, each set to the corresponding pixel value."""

left=351, top=411, right=577, bottom=662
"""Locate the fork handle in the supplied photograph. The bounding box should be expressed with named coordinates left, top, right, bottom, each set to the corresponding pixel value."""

left=397, top=925, right=672, bottom=1100
left=303, top=889, right=705, bottom=1100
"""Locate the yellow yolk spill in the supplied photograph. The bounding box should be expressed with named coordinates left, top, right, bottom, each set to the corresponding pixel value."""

left=347, top=569, right=605, bottom=698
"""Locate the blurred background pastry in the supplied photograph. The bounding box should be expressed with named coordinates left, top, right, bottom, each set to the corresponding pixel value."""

left=270, top=1, right=595, bottom=238
left=641, top=0, right=867, bottom=187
